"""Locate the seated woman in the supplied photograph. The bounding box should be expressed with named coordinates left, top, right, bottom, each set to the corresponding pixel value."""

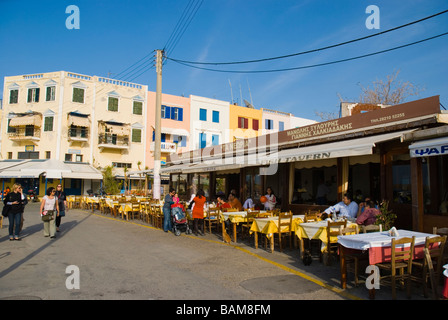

left=217, top=195, right=232, bottom=211
left=356, top=200, right=380, bottom=226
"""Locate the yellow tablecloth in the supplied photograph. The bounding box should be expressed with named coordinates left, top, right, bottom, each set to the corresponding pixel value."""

left=296, top=220, right=358, bottom=252
left=250, top=215, right=304, bottom=236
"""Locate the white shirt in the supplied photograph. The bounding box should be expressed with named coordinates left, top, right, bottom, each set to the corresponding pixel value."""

left=324, top=201, right=358, bottom=219
left=243, top=198, right=254, bottom=209
left=264, top=194, right=276, bottom=210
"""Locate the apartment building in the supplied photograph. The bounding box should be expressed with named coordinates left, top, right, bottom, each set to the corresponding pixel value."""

left=229, top=103, right=263, bottom=141
left=1, top=71, right=147, bottom=194
left=190, top=95, right=230, bottom=150
left=146, top=91, right=190, bottom=168
left=261, top=108, right=317, bottom=134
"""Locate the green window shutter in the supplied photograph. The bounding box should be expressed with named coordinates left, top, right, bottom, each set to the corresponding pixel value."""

left=133, top=101, right=143, bottom=115
left=44, top=117, right=54, bottom=131
left=73, top=88, right=84, bottom=103
left=108, top=97, right=118, bottom=111
left=132, top=128, right=141, bottom=143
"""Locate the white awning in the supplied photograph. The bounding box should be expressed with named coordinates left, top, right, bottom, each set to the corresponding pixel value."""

left=409, top=136, right=448, bottom=158
left=258, top=130, right=415, bottom=165
left=63, top=162, right=103, bottom=180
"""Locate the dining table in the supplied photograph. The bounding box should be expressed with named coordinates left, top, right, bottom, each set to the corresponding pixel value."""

left=295, top=219, right=358, bottom=258
left=250, top=215, right=304, bottom=252
left=337, top=229, right=440, bottom=298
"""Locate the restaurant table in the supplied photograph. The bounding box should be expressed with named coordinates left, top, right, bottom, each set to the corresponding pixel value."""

left=337, top=229, right=440, bottom=298
left=250, top=215, right=304, bottom=252
left=295, top=220, right=358, bottom=258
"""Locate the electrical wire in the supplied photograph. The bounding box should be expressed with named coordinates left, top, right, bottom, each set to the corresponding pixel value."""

left=167, top=31, right=448, bottom=73
left=167, top=9, right=448, bottom=65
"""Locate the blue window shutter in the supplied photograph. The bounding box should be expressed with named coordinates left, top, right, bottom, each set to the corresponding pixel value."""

left=181, top=135, right=186, bottom=147
left=200, top=108, right=207, bottom=121
left=178, top=108, right=183, bottom=121
left=165, top=106, right=171, bottom=119
left=200, top=133, right=206, bottom=148
left=152, top=130, right=155, bottom=141
left=212, top=134, right=219, bottom=146
left=213, top=111, right=219, bottom=123
left=161, top=133, right=166, bottom=142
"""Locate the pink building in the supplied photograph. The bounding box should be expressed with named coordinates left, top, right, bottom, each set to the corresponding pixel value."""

left=146, top=91, right=190, bottom=168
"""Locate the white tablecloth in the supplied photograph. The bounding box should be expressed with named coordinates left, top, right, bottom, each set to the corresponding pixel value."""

left=337, top=229, right=437, bottom=251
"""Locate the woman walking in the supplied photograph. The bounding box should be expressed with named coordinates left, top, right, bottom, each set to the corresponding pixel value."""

left=192, top=189, right=206, bottom=236
left=40, top=187, right=60, bottom=239
left=3, top=183, right=28, bottom=241
left=55, top=184, right=67, bottom=232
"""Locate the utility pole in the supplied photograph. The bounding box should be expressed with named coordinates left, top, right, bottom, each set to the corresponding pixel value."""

left=153, top=49, right=163, bottom=200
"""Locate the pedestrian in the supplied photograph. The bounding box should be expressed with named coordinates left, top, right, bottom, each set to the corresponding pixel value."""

left=163, top=188, right=175, bottom=232
left=3, top=183, right=28, bottom=241
left=40, top=187, right=60, bottom=239
left=192, top=189, right=206, bottom=236
left=55, top=184, right=67, bottom=232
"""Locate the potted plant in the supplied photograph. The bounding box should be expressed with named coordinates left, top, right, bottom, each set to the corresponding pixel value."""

left=375, top=200, right=397, bottom=230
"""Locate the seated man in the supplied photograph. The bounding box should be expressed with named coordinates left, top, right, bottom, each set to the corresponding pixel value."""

left=228, top=193, right=243, bottom=211
left=321, top=193, right=358, bottom=219
left=243, top=194, right=254, bottom=209
left=356, top=200, right=380, bottom=226
left=217, top=195, right=232, bottom=211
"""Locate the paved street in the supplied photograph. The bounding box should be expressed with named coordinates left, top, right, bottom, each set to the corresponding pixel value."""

left=0, top=203, right=429, bottom=301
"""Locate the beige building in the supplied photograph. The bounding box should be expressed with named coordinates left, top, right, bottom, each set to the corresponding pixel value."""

left=1, top=71, right=147, bottom=195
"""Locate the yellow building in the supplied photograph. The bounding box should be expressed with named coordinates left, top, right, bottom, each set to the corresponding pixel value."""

left=1, top=71, right=147, bottom=195
left=228, top=103, right=263, bottom=141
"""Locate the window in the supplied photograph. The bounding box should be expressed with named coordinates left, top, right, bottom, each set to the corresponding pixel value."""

left=75, top=154, right=83, bottom=162
left=108, top=97, right=119, bottom=111
left=265, top=119, right=274, bottom=130
left=161, top=105, right=183, bottom=121
left=212, top=111, right=219, bottom=123
left=25, top=125, right=35, bottom=136
left=279, top=121, right=285, bottom=131
left=132, top=128, right=142, bottom=143
left=46, top=86, right=56, bottom=101
left=112, top=162, right=132, bottom=168
left=45, top=151, right=51, bottom=159
left=252, top=119, right=259, bottom=131
left=9, top=90, right=18, bottom=104
left=133, top=101, right=143, bottom=115
left=27, top=88, right=40, bottom=103
left=212, top=134, right=219, bottom=146
left=65, top=154, right=73, bottom=161
left=199, top=108, right=207, bottom=121
left=173, top=135, right=187, bottom=147
left=44, top=116, right=54, bottom=131
left=7, top=119, right=16, bottom=133
left=238, top=117, right=248, bottom=129
left=200, top=132, right=207, bottom=149
left=73, top=88, right=84, bottom=103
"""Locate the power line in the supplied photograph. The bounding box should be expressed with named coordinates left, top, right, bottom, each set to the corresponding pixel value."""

left=167, top=31, right=448, bottom=73
left=167, top=9, right=448, bottom=65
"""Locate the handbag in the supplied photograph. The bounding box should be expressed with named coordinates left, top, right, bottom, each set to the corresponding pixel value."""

left=41, top=210, right=55, bottom=222
left=2, top=205, right=10, bottom=217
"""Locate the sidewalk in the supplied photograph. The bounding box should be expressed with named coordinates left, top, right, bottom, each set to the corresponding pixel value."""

left=0, top=202, right=435, bottom=300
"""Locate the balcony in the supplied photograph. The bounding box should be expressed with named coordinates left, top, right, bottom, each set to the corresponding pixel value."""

left=98, top=133, right=129, bottom=152
left=68, top=127, right=89, bottom=143
left=8, top=127, right=41, bottom=143
left=150, top=141, right=177, bottom=153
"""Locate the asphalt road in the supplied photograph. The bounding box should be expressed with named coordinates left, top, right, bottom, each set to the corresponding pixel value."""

left=0, top=202, right=430, bottom=302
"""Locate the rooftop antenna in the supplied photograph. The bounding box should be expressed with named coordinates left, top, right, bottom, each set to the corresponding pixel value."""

left=228, top=79, right=234, bottom=104
left=247, top=78, right=253, bottom=106
left=239, top=83, right=243, bottom=107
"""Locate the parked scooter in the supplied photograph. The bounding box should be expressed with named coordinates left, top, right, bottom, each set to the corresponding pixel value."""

left=28, top=188, right=39, bottom=202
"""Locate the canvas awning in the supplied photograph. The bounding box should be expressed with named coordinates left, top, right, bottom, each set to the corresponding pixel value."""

left=9, top=114, right=42, bottom=127
left=409, top=136, right=448, bottom=158
left=68, top=114, right=90, bottom=127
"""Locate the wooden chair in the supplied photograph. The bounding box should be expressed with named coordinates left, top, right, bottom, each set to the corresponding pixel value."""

left=241, top=211, right=259, bottom=239
left=73, top=196, right=82, bottom=209
left=304, top=211, right=319, bottom=222
left=324, top=220, right=347, bottom=265
left=277, top=211, right=293, bottom=252
left=411, top=235, right=447, bottom=299
left=0, top=215, right=3, bottom=229
left=130, top=202, right=141, bottom=220
left=140, top=202, right=150, bottom=223
left=339, top=224, right=363, bottom=286
left=205, top=207, right=221, bottom=234
left=377, top=236, right=416, bottom=299
left=152, top=204, right=163, bottom=229
left=362, top=224, right=383, bottom=233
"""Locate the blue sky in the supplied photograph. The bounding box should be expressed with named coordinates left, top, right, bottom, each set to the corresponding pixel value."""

left=1, top=0, right=447, bottom=121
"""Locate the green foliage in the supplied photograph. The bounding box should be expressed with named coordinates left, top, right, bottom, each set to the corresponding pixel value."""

left=375, top=200, right=397, bottom=230
left=102, top=165, right=122, bottom=195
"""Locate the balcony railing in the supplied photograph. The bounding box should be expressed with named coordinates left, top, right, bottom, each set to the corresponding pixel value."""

left=68, top=127, right=89, bottom=141
left=98, top=133, right=129, bottom=151
left=150, top=141, right=177, bottom=153
left=8, top=127, right=41, bottom=141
